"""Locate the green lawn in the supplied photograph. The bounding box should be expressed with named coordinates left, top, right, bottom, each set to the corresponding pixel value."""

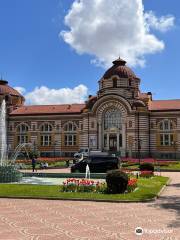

left=0, top=176, right=168, bottom=201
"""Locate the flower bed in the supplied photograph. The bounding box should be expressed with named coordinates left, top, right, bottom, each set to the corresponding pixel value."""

left=122, top=158, right=177, bottom=165
left=61, top=178, right=106, bottom=193
left=61, top=177, right=138, bottom=194
left=139, top=171, right=154, bottom=178
left=127, top=178, right=138, bottom=192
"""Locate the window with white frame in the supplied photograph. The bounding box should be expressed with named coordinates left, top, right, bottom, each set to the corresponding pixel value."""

left=160, top=134, right=174, bottom=146
left=41, top=135, right=52, bottom=146
left=17, top=124, right=29, bottom=144
left=64, top=122, right=77, bottom=132
left=64, top=134, right=76, bottom=146
left=159, top=120, right=174, bottom=146
left=40, top=123, right=52, bottom=132
left=17, top=135, right=28, bottom=144
left=159, top=120, right=173, bottom=131
left=40, top=123, right=53, bottom=146
left=17, top=124, right=29, bottom=133
left=63, top=122, right=77, bottom=146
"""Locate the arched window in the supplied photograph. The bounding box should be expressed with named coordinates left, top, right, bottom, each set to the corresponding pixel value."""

left=17, top=124, right=29, bottom=133
left=104, top=109, right=122, bottom=130
left=40, top=123, right=52, bottom=132
left=159, top=120, right=173, bottom=131
left=16, top=123, right=29, bottom=144
left=64, top=122, right=77, bottom=132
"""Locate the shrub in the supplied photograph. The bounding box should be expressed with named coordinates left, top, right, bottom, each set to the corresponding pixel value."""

left=139, top=163, right=154, bottom=172
left=106, top=170, right=128, bottom=194
left=139, top=171, right=154, bottom=178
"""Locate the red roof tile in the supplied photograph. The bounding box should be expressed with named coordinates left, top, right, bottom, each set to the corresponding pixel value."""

left=10, top=104, right=86, bottom=115
left=149, top=100, right=180, bottom=111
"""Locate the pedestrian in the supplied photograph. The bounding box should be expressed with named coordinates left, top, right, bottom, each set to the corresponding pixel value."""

left=32, top=157, right=36, bottom=172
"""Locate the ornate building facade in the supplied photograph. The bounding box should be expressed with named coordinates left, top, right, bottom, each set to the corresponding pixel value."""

left=1, top=58, right=180, bottom=159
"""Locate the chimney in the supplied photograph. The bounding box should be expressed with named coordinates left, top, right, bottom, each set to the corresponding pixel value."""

left=147, top=92, right=152, bottom=101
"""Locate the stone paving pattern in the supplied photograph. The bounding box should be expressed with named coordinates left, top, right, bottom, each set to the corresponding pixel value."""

left=0, top=172, right=179, bottom=240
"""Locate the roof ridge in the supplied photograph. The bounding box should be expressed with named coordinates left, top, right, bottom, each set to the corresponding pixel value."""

left=21, top=103, right=86, bottom=107
left=152, top=99, right=180, bottom=101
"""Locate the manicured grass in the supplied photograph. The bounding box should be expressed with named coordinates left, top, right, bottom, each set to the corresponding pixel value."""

left=0, top=176, right=168, bottom=201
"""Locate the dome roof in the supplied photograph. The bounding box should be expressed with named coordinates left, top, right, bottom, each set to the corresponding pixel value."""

left=103, top=58, right=138, bottom=79
left=0, top=80, right=24, bottom=97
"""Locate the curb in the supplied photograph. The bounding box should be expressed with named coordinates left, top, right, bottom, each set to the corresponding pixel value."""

left=0, top=195, right=156, bottom=203
left=156, top=178, right=172, bottom=199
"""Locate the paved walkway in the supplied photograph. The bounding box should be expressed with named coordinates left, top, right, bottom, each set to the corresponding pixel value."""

left=0, top=172, right=179, bottom=240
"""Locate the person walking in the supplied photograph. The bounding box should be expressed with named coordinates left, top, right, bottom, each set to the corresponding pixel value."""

left=32, top=157, right=36, bottom=172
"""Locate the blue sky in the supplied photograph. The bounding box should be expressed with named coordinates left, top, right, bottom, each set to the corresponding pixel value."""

left=0, top=0, right=179, bottom=104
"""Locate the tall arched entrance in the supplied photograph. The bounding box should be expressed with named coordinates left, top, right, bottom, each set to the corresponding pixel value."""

left=95, top=98, right=128, bottom=157
left=103, top=108, right=122, bottom=152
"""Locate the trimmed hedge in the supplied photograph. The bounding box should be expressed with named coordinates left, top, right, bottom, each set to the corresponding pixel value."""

left=139, top=163, right=154, bottom=172
left=106, top=170, right=128, bottom=194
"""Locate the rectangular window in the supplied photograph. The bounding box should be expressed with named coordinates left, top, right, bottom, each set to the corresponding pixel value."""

left=17, top=135, right=28, bottom=144
left=41, top=135, right=51, bottom=146
left=160, top=134, right=174, bottom=146
left=64, top=135, right=77, bottom=146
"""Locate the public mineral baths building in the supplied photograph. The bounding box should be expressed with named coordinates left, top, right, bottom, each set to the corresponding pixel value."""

left=0, top=58, right=180, bottom=159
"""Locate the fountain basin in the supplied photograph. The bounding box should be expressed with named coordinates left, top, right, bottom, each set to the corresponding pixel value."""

left=18, top=177, right=105, bottom=185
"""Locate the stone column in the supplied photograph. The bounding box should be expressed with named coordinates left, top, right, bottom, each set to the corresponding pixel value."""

left=107, top=133, right=109, bottom=151
left=117, top=133, right=120, bottom=151
left=122, top=124, right=126, bottom=149
left=121, top=118, right=126, bottom=157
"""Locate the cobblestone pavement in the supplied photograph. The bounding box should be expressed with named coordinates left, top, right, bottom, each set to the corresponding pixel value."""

left=0, top=172, right=179, bottom=240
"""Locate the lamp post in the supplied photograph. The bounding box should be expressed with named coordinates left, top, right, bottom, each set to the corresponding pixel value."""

left=135, top=138, right=142, bottom=165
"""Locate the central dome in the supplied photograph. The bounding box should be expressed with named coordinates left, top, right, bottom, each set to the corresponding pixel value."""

left=103, top=58, right=137, bottom=79
left=0, top=79, right=25, bottom=109
left=0, top=80, right=23, bottom=97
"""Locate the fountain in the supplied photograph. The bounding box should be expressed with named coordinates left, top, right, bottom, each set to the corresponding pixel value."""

left=0, top=100, right=22, bottom=183
left=0, top=100, right=7, bottom=166
left=85, top=164, right=90, bottom=179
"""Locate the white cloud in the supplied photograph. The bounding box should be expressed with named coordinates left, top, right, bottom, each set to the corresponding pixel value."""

left=60, top=0, right=175, bottom=67
left=14, top=86, right=26, bottom=95
left=19, top=84, right=88, bottom=105
left=144, top=11, right=175, bottom=32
